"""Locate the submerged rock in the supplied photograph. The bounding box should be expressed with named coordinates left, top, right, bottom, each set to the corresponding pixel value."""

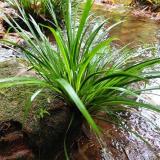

left=71, top=109, right=160, bottom=160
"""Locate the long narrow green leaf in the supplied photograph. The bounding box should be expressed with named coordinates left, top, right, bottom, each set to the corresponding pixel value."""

left=72, top=0, right=93, bottom=62
left=99, top=98, right=160, bottom=112
left=24, top=89, right=43, bottom=121
left=0, top=77, right=48, bottom=88
left=47, top=27, right=71, bottom=74
left=76, top=38, right=114, bottom=91
left=57, top=78, right=100, bottom=135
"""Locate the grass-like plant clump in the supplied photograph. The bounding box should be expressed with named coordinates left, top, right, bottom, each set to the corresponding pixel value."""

left=6, top=0, right=82, bottom=27
left=1, top=0, right=160, bottom=155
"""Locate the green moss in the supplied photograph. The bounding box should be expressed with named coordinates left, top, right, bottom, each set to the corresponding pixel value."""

left=0, top=59, right=54, bottom=130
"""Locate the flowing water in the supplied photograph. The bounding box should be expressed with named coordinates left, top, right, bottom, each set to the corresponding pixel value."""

left=93, top=3, right=160, bottom=45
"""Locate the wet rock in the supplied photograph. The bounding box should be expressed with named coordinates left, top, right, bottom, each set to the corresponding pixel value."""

left=0, top=47, right=23, bottom=62
left=0, top=1, right=19, bottom=41
left=0, top=120, right=34, bottom=160
left=3, top=33, right=26, bottom=46
left=26, top=100, right=73, bottom=159
left=0, top=1, right=17, bottom=19
left=0, top=59, right=76, bottom=159
left=71, top=109, right=160, bottom=160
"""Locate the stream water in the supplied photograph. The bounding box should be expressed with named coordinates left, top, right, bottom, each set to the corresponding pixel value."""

left=93, top=3, right=160, bottom=45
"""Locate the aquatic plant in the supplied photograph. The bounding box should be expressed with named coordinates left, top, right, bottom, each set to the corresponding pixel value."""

left=1, top=0, right=160, bottom=151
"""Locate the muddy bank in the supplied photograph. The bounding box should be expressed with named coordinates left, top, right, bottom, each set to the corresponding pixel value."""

left=1, top=108, right=160, bottom=159
left=0, top=58, right=79, bottom=159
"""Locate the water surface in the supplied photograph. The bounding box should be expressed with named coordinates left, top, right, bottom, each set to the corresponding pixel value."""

left=93, top=3, right=160, bottom=45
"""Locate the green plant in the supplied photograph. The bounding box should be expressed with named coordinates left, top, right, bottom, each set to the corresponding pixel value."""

left=6, top=0, right=82, bottom=27
left=7, top=0, right=49, bottom=15
left=1, top=0, right=160, bottom=138
left=37, top=107, right=50, bottom=119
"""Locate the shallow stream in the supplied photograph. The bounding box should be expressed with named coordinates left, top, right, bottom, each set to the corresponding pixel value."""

left=93, top=3, right=160, bottom=45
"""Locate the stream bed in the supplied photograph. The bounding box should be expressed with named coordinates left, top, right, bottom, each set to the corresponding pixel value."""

left=93, top=3, right=160, bottom=45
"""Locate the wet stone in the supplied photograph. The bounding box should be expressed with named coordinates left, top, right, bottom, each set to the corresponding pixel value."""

left=0, top=1, right=17, bottom=18
left=71, top=109, right=160, bottom=160
left=0, top=47, right=22, bottom=62
left=0, top=1, right=18, bottom=39
left=0, top=120, right=34, bottom=160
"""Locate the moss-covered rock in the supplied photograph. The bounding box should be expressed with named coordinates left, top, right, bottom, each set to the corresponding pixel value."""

left=0, top=59, right=53, bottom=130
